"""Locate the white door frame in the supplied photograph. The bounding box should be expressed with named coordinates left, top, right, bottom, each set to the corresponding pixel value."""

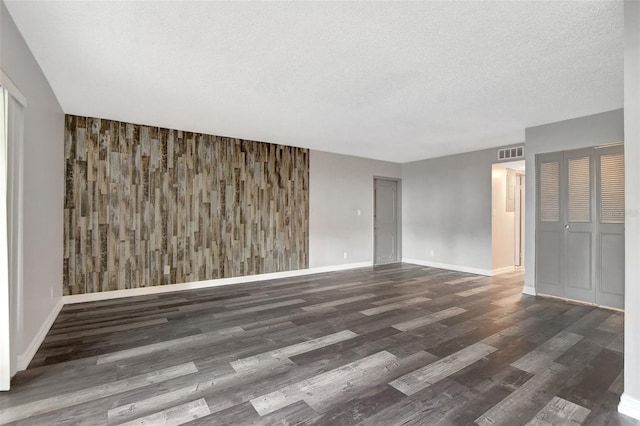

left=514, top=173, right=525, bottom=267
left=0, top=83, right=11, bottom=390
left=1, top=70, right=27, bottom=391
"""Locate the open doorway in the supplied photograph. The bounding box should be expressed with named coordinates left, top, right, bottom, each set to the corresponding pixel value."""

left=491, top=161, right=525, bottom=275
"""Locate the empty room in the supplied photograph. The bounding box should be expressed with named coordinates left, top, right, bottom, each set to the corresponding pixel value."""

left=1, top=1, right=639, bottom=425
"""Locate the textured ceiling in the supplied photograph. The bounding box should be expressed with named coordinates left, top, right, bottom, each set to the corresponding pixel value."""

left=4, top=1, right=623, bottom=163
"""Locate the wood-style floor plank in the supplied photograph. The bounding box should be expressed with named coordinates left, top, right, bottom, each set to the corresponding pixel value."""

left=0, top=263, right=635, bottom=425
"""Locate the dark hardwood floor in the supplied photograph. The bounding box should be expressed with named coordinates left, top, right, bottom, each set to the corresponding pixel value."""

left=0, top=263, right=636, bottom=425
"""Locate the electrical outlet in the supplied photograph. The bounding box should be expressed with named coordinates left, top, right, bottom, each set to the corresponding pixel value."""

left=343, top=252, right=348, bottom=259
left=429, top=249, right=435, bottom=257
left=164, top=265, right=170, bottom=275
left=357, top=209, right=361, bottom=216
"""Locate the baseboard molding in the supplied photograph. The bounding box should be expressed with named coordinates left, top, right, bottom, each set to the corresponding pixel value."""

left=17, top=298, right=63, bottom=371
left=306, top=262, right=373, bottom=274
left=402, top=258, right=492, bottom=276
left=63, top=262, right=374, bottom=304
left=619, top=393, right=640, bottom=420
left=492, top=266, right=515, bottom=276
left=522, top=285, right=537, bottom=296
left=536, top=292, right=624, bottom=312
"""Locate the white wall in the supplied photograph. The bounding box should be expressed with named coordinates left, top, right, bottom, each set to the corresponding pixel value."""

left=620, top=0, right=640, bottom=419
left=309, top=150, right=401, bottom=268
left=523, top=109, right=624, bottom=293
left=0, top=2, right=65, bottom=368
left=491, top=165, right=515, bottom=271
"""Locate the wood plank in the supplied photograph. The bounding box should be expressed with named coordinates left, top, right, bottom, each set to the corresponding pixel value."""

left=511, top=330, right=583, bottom=373
left=0, top=362, right=198, bottom=423
left=63, top=115, right=309, bottom=295
left=525, top=396, right=590, bottom=426
left=118, top=398, right=211, bottom=426
left=389, top=342, right=497, bottom=396
left=475, top=363, right=572, bottom=426
left=392, top=307, right=467, bottom=331
left=250, top=351, right=398, bottom=415
left=360, top=297, right=431, bottom=316
left=230, top=330, right=358, bottom=372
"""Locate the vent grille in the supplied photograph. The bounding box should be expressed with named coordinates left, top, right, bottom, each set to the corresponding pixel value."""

left=498, top=146, right=524, bottom=160
left=600, top=153, right=625, bottom=224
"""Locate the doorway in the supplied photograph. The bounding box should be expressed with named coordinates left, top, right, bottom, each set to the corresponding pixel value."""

left=491, top=161, right=525, bottom=274
left=374, top=177, right=401, bottom=265
left=536, top=145, right=625, bottom=309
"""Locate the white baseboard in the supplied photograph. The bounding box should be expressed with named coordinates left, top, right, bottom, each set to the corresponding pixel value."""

left=492, top=266, right=515, bottom=276
left=63, top=262, right=374, bottom=304
left=536, top=292, right=624, bottom=312
left=619, top=393, right=640, bottom=420
left=402, top=258, right=492, bottom=276
left=306, top=262, right=373, bottom=274
left=17, top=298, right=63, bottom=371
left=522, top=285, right=537, bottom=296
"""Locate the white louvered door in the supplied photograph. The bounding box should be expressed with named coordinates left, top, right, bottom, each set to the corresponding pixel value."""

left=536, top=146, right=625, bottom=309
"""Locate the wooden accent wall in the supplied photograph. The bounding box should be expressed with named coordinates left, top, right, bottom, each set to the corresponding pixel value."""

left=63, top=115, right=309, bottom=295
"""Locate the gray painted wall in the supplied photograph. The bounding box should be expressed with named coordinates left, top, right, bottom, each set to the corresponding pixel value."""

left=402, top=147, right=503, bottom=274
left=523, top=109, right=624, bottom=292
left=309, top=150, right=401, bottom=268
left=1, top=3, right=65, bottom=360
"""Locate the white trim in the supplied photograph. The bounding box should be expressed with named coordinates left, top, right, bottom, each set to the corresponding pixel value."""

left=17, top=298, right=63, bottom=371
left=63, top=262, right=374, bottom=304
left=305, top=262, right=373, bottom=274
left=0, top=69, right=27, bottom=108
left=522, top=285, right=537, bottom=296
left=7, top=87, right=25, bottom=381
left=492, top=266, right=515, bottom=276
left=619, top=393, right=640, bottom=420
left=402, top=258, right=492, bottom=276
left=0, top=86, right=9, bottom=390
left=536, top=292, right=624, bottom=312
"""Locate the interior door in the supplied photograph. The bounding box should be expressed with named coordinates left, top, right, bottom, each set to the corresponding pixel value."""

left=563, top=149, right=596, bottom=303
left=536, top=146, right=625, bottom=309
left=536, top=152, right=564, bottom=297
left=374, top=178, right=399, bottom=265
left=596, top=146, right=625, bottom=308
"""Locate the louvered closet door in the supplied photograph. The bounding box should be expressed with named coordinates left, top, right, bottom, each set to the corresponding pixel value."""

left=536, top=146, right=625, bottom=309
left=536, top=152, right=565, bottom=298
left=596, top=145, right=625, bottom=308
left=563, top=149, right=596, bottom=303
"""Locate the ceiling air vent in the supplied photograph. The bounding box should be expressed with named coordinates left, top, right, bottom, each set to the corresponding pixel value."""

left=498, top=145, right=524, bottom=160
